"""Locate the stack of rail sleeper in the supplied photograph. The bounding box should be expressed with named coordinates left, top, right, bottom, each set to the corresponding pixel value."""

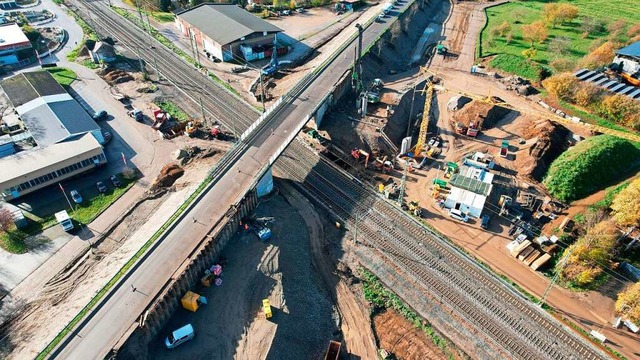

left=510, top=240, right=532, bottom=258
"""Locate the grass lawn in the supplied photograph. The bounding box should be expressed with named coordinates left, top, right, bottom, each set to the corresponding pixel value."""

left=46, top=67, right=77, bottom=87
left=480, top=0, right=640, bottom=79
left=151, top=11, right=174, bottom=23
left=154, top=100, right=189, bottom=122
left=72, top=177, right=136, bottom=224
left=0, top=228, right=29, bottom=254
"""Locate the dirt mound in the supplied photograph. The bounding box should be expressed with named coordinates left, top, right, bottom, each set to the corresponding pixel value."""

left=373, top=309, right=449, bottom=360
left=514, top=119, right=569, bottom=181
left=453, top=100, right=511, bottom=130
left=150, top=163, right=184, bottom=191
left=100, top=68, right=134, bottom=84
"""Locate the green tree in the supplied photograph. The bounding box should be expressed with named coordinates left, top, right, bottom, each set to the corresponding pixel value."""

left=561, top=220, right=617, bottom=287
left=522, top=47, right=537, bottom=60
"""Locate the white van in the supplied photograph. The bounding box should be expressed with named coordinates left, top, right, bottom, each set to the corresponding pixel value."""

left=449, top=208, right=469, bottom=223
left=55, top=210, right=74, bottom=232
left=165, top=324, right=195, bottom=349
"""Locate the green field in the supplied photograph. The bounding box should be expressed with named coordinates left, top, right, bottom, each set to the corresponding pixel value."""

left=46, top=68, right=77, bottom=87
left=480, top=0, right=640, bottom=80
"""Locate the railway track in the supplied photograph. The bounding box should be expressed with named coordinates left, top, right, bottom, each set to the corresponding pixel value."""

left=73, top=2, right=609, bottom=358
left=275, top=140, right=608, bottom=360
left=75, top=0, right=260, bottom=133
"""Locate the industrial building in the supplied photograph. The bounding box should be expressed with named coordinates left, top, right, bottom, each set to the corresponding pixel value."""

left=614, top=40, right=640, bottom=76
left=175, top=4, right=283, bottom=62
left=0, top=23, right=33, bottom=68
left=0, top=71, right=107, bottom=200
left=444, top=165, right=494, bottom=218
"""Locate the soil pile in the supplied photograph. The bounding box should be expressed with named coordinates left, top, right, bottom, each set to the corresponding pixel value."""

left=150, top=163, right=184, bottom=191
left=453, top=100, right=511, bottom=130
left=514, top=119, right=569, bottom=181
left=100, top=68, right=134, bottom=84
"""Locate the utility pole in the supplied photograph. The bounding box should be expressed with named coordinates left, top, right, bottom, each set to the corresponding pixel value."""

left=398, top=159, right=409, bottom=205
left=259, top=73, right=266, bottom=113
left=354, top=213, right=359, bottom=244
left=199, top=96, right=206, bottom=126
left=135, top=46, right=146, bottom=78
left=539, top=246, right=575, bottom=307
left=188, top=27, right=200, bottom=68
left=133, top=0, right=145, bottom=30
left=407, top=84, right=417, bottom=137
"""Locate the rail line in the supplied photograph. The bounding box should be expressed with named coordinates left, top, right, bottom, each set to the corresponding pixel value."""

left=275, top=140, right=608, bottom=360
left=73, top=1, right=610, bottom=358
left=76, top=0, right=260, bottom=133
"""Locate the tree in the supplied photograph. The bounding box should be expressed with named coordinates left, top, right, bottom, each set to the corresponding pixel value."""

left=522, top=47, right=537, bottom=60
left=580, top=17, right=604, bottom=38
left=549, top=36, right=571, bottom=56
left=490, top=21, right=511, bottom=37
left=616, top=282, right=640, bottom=325
left=550, top=58, right=575, bottom=73
left=578, top=41, right=615, bottom=69
left=542, top=3, right=561, bottom=27
left=158, top=0, right=171, bottom=12
left=556, top=4, right=579, bottom=24
left=522, top=21, right=548, bottom=47
left=0, top=208, right=13, bottom=232
left=542, top=72, right=578, bottom=101
left=574, top=83, right=602, bottom=107
left=611, top=178, right=640, bottom=226
left=561, top=220, right=618, bottom=287
left=598, top=94, right=640, bottom=125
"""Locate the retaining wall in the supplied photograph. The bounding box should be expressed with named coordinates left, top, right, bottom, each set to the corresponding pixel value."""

left=112, top=190, right=259, bottom=356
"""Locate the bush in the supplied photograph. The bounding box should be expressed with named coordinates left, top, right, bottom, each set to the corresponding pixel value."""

left=543, top=135, right=640, bottom=202
left=611, top=178, right=640, bottom=226
left=489, top=54, right=547, bottom=81
left=550, top=58, right=575, bottom=72
left=542, top=72, right=579, bottom=102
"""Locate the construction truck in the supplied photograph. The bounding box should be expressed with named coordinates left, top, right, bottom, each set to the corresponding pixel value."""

left=128, top=108, right=144, bottom=122
left=499, top=140, right=509, bottom=158
left=324, top=340, right=341, bottom=360
left=466, top=120, right=479, bottom=137
left=444, top=162, right=458, bottom=179
left=262, top=299, right=272, bottom=319
left=152, top=109, right=170, bottom=130
left=373, top=157, right=393, bottom=173
left=210, top=125, right=229, bottom=140
left=351, top=148, right=370, bottom=168
left=240, top=217, right=273, bottom=241
left=402, top=200, right=421, bottom=217
left=306, top=129, right=327, bottom=145
left=436, top=44, right=447, bottom=56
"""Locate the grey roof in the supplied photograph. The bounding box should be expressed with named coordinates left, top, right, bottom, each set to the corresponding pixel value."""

left=20, top=99, right=99, bottom=147
left=177, top=4, right=282, bottom=46
left=616, top=41, right=640, bottom=58
left=1, top=71, right=65, bottom=107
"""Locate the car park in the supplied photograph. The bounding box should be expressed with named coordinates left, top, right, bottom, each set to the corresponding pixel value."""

left=110, top=175, right=122, bottom=187
left=70, top=190, right=83, bottom=204
left=93, top=110, right=108, bottom=121
left=96, top=181, right=108, bottom=193
left=449, top=208, right=469, bottom=222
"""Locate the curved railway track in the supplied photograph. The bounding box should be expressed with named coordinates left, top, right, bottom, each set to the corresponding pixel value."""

left=275, top=141, right=609, bottom=360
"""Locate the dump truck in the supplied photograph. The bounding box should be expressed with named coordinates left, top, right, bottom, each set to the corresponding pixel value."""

left=499, top=140, right=509, bottom=158
left=324, top=340, right=341, bottom=360
left=263, top=299, right=272, bottom=319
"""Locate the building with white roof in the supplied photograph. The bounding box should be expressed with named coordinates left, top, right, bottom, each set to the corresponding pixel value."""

left=444, top=165, right=494, bottom=218
left=0, top=71, right=107, bottom=200
left=0, top=23, right=33, bottom=67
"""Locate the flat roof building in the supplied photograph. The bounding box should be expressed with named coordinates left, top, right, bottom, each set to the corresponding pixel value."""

left=444, top=165, right=494, bottom=218
left=175, top=4, right=282, bottom=62
left=0, top=23, right=33, bottom=67
left=0, top=71, right=107, bottom=200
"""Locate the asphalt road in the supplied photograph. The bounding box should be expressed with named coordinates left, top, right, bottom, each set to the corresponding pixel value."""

left=51, top=2, right=406, bottom=358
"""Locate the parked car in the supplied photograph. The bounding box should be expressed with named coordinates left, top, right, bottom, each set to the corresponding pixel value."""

left=480, top=214, right=491, bottom=229
left=70, top=190, right=83, bottom=204
left=93, top=110, right=108, bottom=121
left=165, top=324, right=195, bottom=349
left=96, top=181, right=108, bottom=193
left=102, top=130, right=113, bottom=144
left=109, top=175, right=122, bottom=187
left=281, top=9, right=290, bottom=15
left=448, top=208, right=469, bottom=222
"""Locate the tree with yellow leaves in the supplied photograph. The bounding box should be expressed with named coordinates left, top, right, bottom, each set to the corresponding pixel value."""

left=522, top=21, right=548, bottom=47
left=616, top=282, right=640, bottom=325
left=611, top=178, right=640, bottom=226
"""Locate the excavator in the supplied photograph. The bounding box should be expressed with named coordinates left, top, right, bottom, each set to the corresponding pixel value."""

left=373, top=156, right=393, bottom=173
left=351, top=148, right=370, bottom=168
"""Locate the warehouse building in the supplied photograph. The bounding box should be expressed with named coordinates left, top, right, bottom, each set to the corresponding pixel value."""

left=0, top=23, right=33, bottom=68
left=444, top=165, right=494, bottom=218
left=175, top=4, right=282, bottom=62
left=0, top=71, right=107, bottom=200
left=614, top=40, right=640, bottom=75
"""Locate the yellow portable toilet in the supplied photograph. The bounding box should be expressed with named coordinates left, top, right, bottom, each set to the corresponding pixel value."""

left=262, top=299, right=272, bottom=319
left=181, top=291, right=200, bottom=312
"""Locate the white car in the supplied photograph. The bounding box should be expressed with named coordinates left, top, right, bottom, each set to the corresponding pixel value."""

left=449, top=208, right=469, bottom=222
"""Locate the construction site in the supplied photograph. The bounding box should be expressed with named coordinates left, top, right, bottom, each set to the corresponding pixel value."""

left=3, top=0, right=640, bottom=359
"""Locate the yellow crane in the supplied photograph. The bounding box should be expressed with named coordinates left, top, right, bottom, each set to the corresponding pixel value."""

left=406, top=66, right=436, bottom=156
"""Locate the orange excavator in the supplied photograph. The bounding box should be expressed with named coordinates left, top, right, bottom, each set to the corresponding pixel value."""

left=351, top=148, right=370, bottom=168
